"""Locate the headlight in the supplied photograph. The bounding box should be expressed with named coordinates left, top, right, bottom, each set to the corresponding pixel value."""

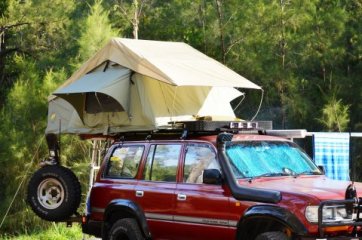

left=305, top=205, right=354, bottom=223
left=305, top=206, right=319, bottom=223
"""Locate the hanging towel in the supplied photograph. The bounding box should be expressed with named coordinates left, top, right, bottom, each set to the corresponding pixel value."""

left=313, top=132, right=350, bottom=181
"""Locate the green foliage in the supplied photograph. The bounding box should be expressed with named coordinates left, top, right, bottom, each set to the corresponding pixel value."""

left=0, top=223, right=83, bottom=240
left=77, top=0, right=119, bottom=63
left=0, top=57, right=56, bottom=234
left=317, top=97, right=350, bottom=132
left=0, top=0, right=76, bottom=102
left=4, top=0, right=75, bottom=63
left=0, top=0, right=8, bottom=16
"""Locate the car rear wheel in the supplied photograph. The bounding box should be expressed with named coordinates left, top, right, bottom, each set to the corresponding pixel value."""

left=27, top=165, right=81, bottom=221
left=255, top=231, right=289, bottom=240
left=108, top=218, right=144, bottom=240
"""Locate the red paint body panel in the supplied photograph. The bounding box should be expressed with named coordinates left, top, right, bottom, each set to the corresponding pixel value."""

left=238, top=176, right=362, bottom=200
left=90, top=179, right=138, bottom=221
left=135, top=181, right=177, bottom=239
left=174, top=183, right=234, bottom=239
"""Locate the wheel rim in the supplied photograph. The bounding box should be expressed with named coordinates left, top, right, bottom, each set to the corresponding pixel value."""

left=37, top=178, right=64, bottom=209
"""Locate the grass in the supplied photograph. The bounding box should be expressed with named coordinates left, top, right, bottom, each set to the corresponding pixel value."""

left=0, top=223, right=88, bottom=240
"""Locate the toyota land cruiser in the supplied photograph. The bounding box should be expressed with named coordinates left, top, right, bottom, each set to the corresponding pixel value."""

left=27, top=122, right=362, bottom=240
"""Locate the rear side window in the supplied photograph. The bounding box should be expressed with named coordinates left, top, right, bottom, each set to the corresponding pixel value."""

left=105, top=145, right=144, bottom=178
left=143, top=144, right=181, bottom=182
left=183, top=144, right=219, bottom=184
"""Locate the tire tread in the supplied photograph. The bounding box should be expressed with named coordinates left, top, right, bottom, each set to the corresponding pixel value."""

left=108, top=218, right=144, bottom=240
left=255, top=231, right=289, bottom=240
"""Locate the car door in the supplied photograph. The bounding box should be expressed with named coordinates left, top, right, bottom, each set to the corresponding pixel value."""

left=90, top=144, right=145, bottom=221
left=134, top=143, right=183, bottom=239
left=174, top=142, right=234, bottom=240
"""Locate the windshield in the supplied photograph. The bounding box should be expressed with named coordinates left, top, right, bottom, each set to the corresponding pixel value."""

left=225, top=141, right=321, bottom=179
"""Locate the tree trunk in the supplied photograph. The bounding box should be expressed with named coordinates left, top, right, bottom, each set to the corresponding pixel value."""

left=279, top=0, right=287, bottom=129
left=132, top=0, right=139, bottom=39
left=215, top=0, right=226, bottom=63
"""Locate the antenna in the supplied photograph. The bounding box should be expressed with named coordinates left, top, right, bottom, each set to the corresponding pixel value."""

left=349, top=130, right=354, bottom=184
left=58, top=119, right=61, bottom=163
left=348, top=110, right=354, bottom=183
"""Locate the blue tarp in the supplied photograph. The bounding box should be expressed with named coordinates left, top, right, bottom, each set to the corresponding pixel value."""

left=313, top=132, right=350, bottom=181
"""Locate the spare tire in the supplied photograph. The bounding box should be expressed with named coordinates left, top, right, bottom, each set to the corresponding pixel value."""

left=27, top=165, right=81, bottom=221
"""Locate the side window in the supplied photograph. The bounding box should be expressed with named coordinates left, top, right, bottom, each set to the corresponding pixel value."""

left=105, top=145, right=144, bottom=178
left=183, top=144, right=219, bottom=184
left=143, top=144, right=181, bottom=182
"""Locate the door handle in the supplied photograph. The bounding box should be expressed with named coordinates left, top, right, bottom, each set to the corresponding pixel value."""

left=136, top=190, right=144, bottom=197
left=177, top=193, right=187, bottom=201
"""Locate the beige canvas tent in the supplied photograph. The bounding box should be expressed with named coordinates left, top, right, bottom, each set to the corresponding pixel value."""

left=46, top=38, right=261, bottom=135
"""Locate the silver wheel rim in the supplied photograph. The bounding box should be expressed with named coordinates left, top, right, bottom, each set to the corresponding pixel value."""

left=37, top=178, right=64, bottom=209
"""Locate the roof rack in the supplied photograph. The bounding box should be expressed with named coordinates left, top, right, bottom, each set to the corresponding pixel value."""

left=107, top=120, right=273, bottom=141
left=80, top=120, right=312, bottom=142
left=172, top=120, right=273, bottom=132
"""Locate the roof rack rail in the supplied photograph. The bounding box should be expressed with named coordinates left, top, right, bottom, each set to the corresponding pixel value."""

left=262, top=129, right=307, bottom=139
left=174, top=120, right=273, bottom=132
left=79, top=120, right=274, bottom=141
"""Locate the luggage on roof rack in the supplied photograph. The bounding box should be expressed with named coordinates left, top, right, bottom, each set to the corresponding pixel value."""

left=176, top=120, right=273, bottom=132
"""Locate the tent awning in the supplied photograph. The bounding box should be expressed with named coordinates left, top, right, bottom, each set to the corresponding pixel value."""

left=53, top=65, right=131, bottom=120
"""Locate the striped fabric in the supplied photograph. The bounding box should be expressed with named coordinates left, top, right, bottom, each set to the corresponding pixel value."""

left=313, top=132, right=350, bottom=181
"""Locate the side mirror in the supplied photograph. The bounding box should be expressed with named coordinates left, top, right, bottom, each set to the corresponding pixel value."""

left=203, top=169, right=222, bottom=184
left=318, top=165, right=325, bottom=174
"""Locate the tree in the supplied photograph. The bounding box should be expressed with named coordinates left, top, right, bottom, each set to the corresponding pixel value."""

left=0, top=0, right=87, bottom=234
left=318, top=98, right=350, bottom=132
left=0, top=0, right=76, bottom=104
left=77, top=0, right=119, bottom=63
left=0, top=56, right=59, bottom=233
left=340, top=0, right=362, bottom=131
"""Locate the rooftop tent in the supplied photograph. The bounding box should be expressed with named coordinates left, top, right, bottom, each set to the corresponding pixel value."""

left=132, top=74, right=244, bottom=126
left=46, top=38, right=261, bottom=135
left=59, top=38, right=261, bottom=89
left=46, top=69, right=244, bottom=134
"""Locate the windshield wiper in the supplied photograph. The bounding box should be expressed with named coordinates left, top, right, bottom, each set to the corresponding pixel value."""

left=248, top=172, right=290, bottom=182
left=293, top=170, right=321, bottom=178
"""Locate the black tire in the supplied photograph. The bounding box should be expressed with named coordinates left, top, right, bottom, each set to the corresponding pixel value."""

left=27, top=165, right=81, bottom=221
left=108, top=218, right=144, bottom=240
left=255, top=231, right=289, bottom=240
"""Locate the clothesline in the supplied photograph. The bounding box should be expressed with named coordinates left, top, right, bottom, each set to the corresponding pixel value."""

left=306, top=132, right=362, bottom=137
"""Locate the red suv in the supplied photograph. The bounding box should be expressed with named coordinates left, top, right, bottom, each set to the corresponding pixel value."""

left=28, top=125, right=362, bottom=240
left=81, top=130, right=362, bottom=240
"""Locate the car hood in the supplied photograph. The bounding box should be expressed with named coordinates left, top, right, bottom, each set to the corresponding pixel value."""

left=237, top=175, right=362, bottom=201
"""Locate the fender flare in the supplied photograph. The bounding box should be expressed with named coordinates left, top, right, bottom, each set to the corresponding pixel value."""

left=104, top=199, right=151, bottom=238
left=237, top=205, right=307, bottom=239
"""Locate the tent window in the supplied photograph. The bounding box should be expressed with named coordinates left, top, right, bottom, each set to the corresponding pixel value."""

left=85, top=92, right=124, bottom=113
